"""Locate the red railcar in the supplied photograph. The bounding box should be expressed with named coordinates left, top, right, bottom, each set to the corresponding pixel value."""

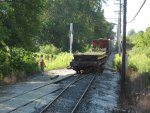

left=92, top=38, right=112, bottom=55
left=92, top=39, right=109, bottom=48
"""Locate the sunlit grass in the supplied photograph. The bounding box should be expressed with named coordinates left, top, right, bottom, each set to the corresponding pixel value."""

left=114, top=51, right=150, bottom=73
left=36, top=52, right=73, bottom=71
left=129, top=53, right=150, bottom=73
left=128, top=47, right=150, bottom=73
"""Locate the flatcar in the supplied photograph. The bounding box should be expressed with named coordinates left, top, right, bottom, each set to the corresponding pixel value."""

left=70, top=38, right=112, bottom=74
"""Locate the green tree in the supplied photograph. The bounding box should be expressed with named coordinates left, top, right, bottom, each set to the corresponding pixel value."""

left=0, top=0, right=47, bottom=51
left=0, top=0, right=47, bottom=77
left=143, top=27, right=150, bottom=47
left=134, top=31, right=144, bottom=47
left=39, top=0, right=114, bottom=52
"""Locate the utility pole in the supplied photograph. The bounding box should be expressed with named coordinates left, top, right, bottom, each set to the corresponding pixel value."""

left=122, top=0, right=127, bottom=82
left=119, top=0, right=122, bottom=34
left=116, top=0, right=122, bottom=55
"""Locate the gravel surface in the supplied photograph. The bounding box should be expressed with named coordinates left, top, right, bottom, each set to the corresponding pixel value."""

left=75, top=71, right=120, bottom=113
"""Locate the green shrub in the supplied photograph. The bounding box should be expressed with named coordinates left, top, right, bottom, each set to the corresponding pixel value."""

left=128, top=52, right=150, bottom=73
left=114, top=48, right=150, bottom=73
left=113, top=54, right=122, bottom=70
left=0, top=50, right=12, bottom=76
left=0, top=48, right=40, bottom=78
left=0, top=46, right=74, bottom=81
left=10, top=48, right=39, bottom=73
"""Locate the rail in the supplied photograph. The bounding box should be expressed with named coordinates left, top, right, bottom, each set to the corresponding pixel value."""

left=39, top=74, right=89, bottom=113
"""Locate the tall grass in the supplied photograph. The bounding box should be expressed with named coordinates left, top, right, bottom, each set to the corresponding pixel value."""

left=128, top=47, right=150, bottom=73
left=129, top=53, right=150, bottom=73
left=35, top=52, right=73, bottom=70
left=114, top=48, right=150, bottom=73
left=44, top=52, right=73, bottom=70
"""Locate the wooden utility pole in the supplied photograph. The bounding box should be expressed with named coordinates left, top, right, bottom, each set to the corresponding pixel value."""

left=115, top=0, right=122, bottom=55
left=117, top=0, right=122, bottom=55
left=122, top=0, right=127, bottom=82
left=119, top=0, right=122, bottom=34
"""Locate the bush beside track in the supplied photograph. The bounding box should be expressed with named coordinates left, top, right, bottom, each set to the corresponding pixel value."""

left=0, top=48, right=73, bottom=84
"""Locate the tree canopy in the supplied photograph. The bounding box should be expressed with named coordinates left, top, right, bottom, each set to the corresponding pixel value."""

left=0, top=0, right=47, bottom=51
left=0, top=0, right=114, bottom=52
left=39, top=0, right=114, bottom=52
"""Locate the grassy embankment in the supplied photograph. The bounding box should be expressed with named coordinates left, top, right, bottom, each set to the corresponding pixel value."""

left=114, top=47, right=150, bottom=112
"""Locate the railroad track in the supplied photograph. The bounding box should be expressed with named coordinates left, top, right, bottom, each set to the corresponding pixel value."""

left=39, top=74, right=96, bottom=113
left=0, top=74, right=78, bottom=113
left=0, top=74, right=75, bottom=104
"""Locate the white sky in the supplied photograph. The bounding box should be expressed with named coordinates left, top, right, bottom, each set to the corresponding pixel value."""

left=103, top=0, right=150, bottom=33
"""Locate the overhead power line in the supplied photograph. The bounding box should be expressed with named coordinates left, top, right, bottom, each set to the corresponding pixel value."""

left=128, top=0, right=147, bottom=23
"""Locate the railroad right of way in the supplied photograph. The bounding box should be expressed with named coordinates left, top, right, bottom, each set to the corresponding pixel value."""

left=0, top=52, right=121, bottom=113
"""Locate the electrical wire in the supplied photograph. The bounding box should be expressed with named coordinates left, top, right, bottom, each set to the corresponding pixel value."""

left=128, top=0, right=147, bottom=23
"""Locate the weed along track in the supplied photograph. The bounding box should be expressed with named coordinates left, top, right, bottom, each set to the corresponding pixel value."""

left=38, top=74, right=96, bottom=113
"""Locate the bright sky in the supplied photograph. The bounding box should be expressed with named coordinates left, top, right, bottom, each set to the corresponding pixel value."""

left=103, top=0, right=150, bottom=33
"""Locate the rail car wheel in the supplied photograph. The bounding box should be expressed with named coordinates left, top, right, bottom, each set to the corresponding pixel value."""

left=80, top=70, right=85, bottom=74
left=76, top=70, right=80, bottom=74
left=75, top=69, right=82, bottom=74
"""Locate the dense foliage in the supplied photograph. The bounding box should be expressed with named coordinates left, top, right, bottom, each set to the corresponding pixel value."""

left=39, top=0, right=114, bottom=52
left=115, top=27, right=150, bottom=72
left=114, top=27, right=150, bottom=86
left=116, top=28, right=150, bottom=111
left=0, top=47, right=38, bottom=77
left=0, top=0, right=47, bottom=79
left=0, top=0, right=47, bottom=50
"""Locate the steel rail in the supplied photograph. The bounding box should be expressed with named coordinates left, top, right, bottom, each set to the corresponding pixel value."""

left=6, top=74, right=77, bottom=113
left=0, top=74, right=75, bottom=104
left=71, top=74, right=96, bottom=113
left=39, top=74, right=89, bottom=113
